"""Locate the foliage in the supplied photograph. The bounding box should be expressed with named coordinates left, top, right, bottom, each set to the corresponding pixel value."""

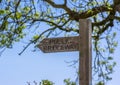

left=27, top=79, right=76, bottom=85
left=27, top=80, right=54, bottom=85
left=41, top=80, right=54, bottom=85
left=96, top=81, right=104, bottom=85
left=0, top=0, right=120, bottom=84
left=64, top=79, right=76, bottom=85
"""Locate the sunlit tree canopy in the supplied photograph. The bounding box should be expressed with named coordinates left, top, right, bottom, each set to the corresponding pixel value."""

left=0, top=0, right=120, bottom=84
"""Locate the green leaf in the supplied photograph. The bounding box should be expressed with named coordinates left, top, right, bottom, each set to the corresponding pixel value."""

left=113, top=32, right=117, bottom=37
left=94, top=27, right=99, bottom=33
left=64, top=78, right=76, bottom=85
left=96, top=81, right=104, bottom=85
left=10, top=14, right=14, bottom=19
left=108, top=57, right=113, bottom=60
left=41, top=80, right=54, bottom=85
left=23, top=7, right=30, bottom=13
left=113, top=41, right=118, bottom=47
left=16, top=12, right=22, bottom=19
left=87, top=9, right=93, bottom=14
left=1, top=40, right=6, bottom=44
left=106, top=76, right=112, bottom=81
left=109, top=48, right=114, bottom=53
left=91, top=1, right=97, bottom=5
left=0, top=9, right=5, bottom=15
left=107, top=6, right=113, bottom=10
left=100, top=61, right=107, bottom=65
left=108, top=65, right=113, bottom=71
left=33, top=34, right=39, bottom=40
left=34, top=12, right=40, bottom=18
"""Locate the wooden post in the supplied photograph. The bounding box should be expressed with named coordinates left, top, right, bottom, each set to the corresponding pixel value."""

left=79, top=19, right=92, bottom=85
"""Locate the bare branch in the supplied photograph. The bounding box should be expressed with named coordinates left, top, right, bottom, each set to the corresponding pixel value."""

left=44, top=0, right=72, bottom=14
left=18, top=27, right=56, bottom=55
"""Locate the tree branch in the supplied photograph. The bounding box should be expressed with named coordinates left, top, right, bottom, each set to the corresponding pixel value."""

left=44, top=0, right=72, bottom=14
left=32, top=18, right=78, bottom=33
left=18, top=27, right=56, bottom=55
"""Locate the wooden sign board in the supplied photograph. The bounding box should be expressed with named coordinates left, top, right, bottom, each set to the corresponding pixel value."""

left=38, top=36, right=79, bottom=53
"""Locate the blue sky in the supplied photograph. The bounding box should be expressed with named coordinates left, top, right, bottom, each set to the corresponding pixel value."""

left=0, top=20, right=120, bottom=85
left=0, top=1, right=120, bottom=85
left=0, top=31, right=120, bottom=85
left=107, top=39, right=120, bottom=85
left=0, top=41, right=79, bottom=85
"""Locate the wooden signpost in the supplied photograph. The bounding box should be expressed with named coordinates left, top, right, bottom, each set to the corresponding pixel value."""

left=79, top=19, right=92, bottom=85
left=38, top=36, right=79, bottom=53
left=38, top=19, right=92, bottom=85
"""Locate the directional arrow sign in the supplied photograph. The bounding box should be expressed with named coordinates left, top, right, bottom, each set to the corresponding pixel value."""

left=38, top=36, right=79, bottom=53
